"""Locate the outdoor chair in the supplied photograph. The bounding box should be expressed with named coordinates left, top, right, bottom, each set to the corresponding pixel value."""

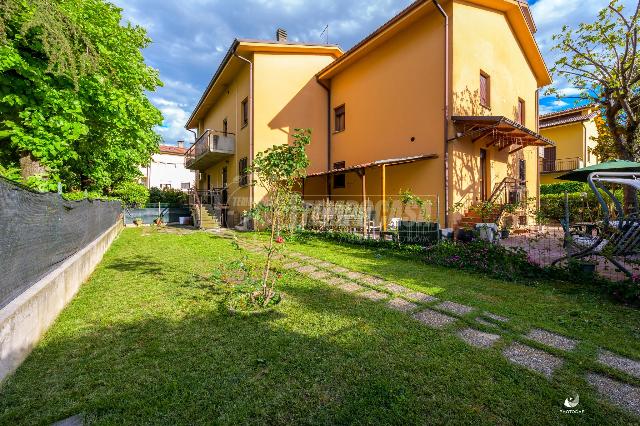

left=552, top=172, right=640, bottom=277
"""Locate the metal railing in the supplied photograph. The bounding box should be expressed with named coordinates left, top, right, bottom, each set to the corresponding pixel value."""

left=185, top=130, right=235, bottom=169
left=540, top=157, right=582, bottom=173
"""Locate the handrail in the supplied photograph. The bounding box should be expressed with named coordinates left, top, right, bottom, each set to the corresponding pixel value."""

left=189, top=188, right=202, bottom=229
left=487, top=177, right=519, bottom=205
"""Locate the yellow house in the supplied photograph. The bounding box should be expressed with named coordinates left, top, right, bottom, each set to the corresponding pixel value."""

left=184, top=34, right=342, bottom=227
left=186, top=0, right=556, bottom=231
left=303, top=0, right=554, bottom=230
left=538, top=105, right=599, bottom=184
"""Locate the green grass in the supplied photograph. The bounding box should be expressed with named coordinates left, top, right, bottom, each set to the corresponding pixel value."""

left=1, top=228, right=639, bottom=424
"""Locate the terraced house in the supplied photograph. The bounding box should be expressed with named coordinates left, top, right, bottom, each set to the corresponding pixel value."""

left=186, top=0, right=555, bottom=230
left=539, top=105, right=600, bottom=184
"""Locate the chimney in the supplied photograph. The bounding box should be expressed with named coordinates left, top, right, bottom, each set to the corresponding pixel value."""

left=177, top=140, right=184, bottom=149
left=276, top=28, right=287, bottom=42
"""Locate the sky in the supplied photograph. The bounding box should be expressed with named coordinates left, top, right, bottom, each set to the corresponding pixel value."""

left=110, top=0, right=635, bottom=145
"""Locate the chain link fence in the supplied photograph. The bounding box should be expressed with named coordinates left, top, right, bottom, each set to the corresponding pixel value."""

left=0, top=177, right=122, bottom=308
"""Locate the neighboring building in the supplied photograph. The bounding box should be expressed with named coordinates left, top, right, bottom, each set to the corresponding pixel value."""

left=186, top=0, right=555, bottom=230
left=140, top=142, right=195, bottom=191
left=538, top=105, right=599, bottom=184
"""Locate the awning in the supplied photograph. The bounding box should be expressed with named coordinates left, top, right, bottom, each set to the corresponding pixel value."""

left=450, top=116, right=555, bottom=153
left=305, top=153, right=438, bottom=178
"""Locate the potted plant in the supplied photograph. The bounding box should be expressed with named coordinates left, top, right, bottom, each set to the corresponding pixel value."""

left=133, top=217, right=143, bottom=226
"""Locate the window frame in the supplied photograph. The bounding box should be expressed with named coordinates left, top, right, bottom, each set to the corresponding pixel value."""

left=222, top=118, right=228, bottom=136
left=334, top=104, right=346, bottom=133
left=239, top=157, right=249, bottom=187
left=241, top=98, right=249, bottom=128
left=517, top=98, right=526, bottom=125
left=480, top=71, right=491, bottom=109
left=333, top=161, right=346, bottom=189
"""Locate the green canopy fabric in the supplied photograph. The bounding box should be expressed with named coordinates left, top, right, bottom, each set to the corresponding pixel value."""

left=556, top=160, right=640, bottom=182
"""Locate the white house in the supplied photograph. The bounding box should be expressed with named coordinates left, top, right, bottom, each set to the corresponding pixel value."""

left=140, top=142, right=195, bottom=191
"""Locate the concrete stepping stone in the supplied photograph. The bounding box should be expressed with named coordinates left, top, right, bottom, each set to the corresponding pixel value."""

left=436, top=301, right=475, bottom=315
left=457, top=328, right=501, bottom=348
left=405, top=292, right=438, bottom=303
left=502, top=343, right=563, bottom=378
left=333, top=266, right=349, bottom=273
left=317, top=261, right=334, bottom=269
left=525, top=329, right=577, bottom=351
left=387, top=298, right=418, bottom=312
left=412, top=309, right=457, bottom=329
left=383, top=282, right=410, bottom=294
left=296, top=265, right=318, bottom=274
left=359, top=290, right=388, bottom=301
left=362, top=276, right=386, bottom=286
left=52, top=415, right=84, bottom=426
left=475, top=317, right=498, bottom=328
left=298, top=254, right=315, bottom=261
left=324, top=276, right=348, bottom=286
left=282, top=262, right=301, bottom=270
left=587, top=373, right=640, bottom=416
left=288, top=252, right=304, bottom=258
left=345, top=271, right=366, bottom=280
left=483, top=311, right=509, bottom=322
left=598, top=350, right=640, bottom=379
left=339, top=282, right=363, bottom=293
left=309, top=270, right=330, bottom=280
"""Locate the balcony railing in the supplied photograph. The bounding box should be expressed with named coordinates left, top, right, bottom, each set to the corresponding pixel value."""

left=185, top=130, right=235, bottom=170
left=540, top=157, right=583, bottom=174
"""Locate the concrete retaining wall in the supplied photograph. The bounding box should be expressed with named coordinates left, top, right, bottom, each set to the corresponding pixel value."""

left=0, top=220, right=123, bottom=382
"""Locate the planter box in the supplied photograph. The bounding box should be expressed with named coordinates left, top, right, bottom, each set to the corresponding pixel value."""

left=398, top=221, right=440, bottom=246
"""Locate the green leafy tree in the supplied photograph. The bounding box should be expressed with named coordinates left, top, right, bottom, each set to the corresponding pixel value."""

left=249, top=129, right=310, bottom=306
left=111, top=181, right=149, bottom=207
left=0, top=0, right=162, bottom=192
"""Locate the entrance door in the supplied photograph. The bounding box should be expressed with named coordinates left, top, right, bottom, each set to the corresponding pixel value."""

left=480, top=149, right=488, bottom=201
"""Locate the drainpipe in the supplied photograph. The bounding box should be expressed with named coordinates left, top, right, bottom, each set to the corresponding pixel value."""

left=234, top=53, right=254, bottom=216
left=433, top=0, right=450, bottom=229
left=318, top=78, right=332, bottom=199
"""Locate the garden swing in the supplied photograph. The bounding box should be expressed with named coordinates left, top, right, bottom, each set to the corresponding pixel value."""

left=552, top=172, right=640, bottom=277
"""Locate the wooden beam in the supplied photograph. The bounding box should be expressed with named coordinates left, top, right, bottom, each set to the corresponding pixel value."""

left=381, top=164, right=387, bottom=232
left=472, top=130, right=493, bottom=143
left=508, top=145, right=526, bottom=155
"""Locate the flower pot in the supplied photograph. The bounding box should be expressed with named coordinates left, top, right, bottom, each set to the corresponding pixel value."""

left=475, top=223, right=498, bottom=243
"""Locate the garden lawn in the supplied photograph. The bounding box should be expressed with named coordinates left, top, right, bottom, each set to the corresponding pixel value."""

left=0, top=228, right=638, bottom=424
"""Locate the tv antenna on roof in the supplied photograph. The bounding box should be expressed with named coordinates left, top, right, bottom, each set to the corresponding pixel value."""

left=320, top=25, right=329, bottom=44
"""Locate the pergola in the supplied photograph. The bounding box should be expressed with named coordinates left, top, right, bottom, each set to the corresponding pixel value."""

left=303, top=153, right=439, bottom=235
left=450, top=116, right=555, bottom=153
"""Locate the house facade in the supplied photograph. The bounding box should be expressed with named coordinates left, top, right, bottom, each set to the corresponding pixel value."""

left=538, top=105, right=599, bottom=184
left=186, top=0, right=555, bottom=230
left=140, top=143, right=195, bottom=191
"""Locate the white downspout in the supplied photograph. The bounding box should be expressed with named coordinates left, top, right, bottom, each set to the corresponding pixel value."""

left=234, top=53, right=254, bottom=216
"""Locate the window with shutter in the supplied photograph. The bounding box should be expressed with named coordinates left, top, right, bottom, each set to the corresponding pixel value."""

left=334, top=105, right=345, bottom=132
left=333, top=161, right=346, bottom=188
left=239, top=157, right=248, bottom=186
left=517, top=98, right=525, bottom=125
left=241, top=98, right=249, bottom=127
left=480, top=71, right=490, bottom=108
left=519, top=159, right=526, bottom=183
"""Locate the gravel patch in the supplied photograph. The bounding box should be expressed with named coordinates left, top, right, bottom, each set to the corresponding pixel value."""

left=412, top=309, right=457, bottom=329
left=309, top=270, right=331, bottom=280
left=387, top=298, right=418, bottom=312
left=296, top=265, right=318, bottom=274
left=587, top=373, right=640, bottom=416
left=383, top=282, right=410, bottom=294
left=457, top=328, right=501, bottom=348
left=436, top=301, right=475, bottom=315
left=345, top=271, right=366, bottom=280
left=483, top=312, right=509, bottom=322
left=339, top=282, right=364, bottom=293
left=475, top=317, right=498, bottom=328
left=317, top=261, right=334, bottom=269
left=298, top=254, right=315, bottom=261
left=52, top=415, right=84, bottom=426
left=362, top=276, right=386, bottom=286
left=282, top=262, right=301, bottom=270
left=333, top=266, right=349, bottom=273
left=324, top=277, right=349, bottom=286
left=598, top=350, right=640, bottom=379
left=359, top=290, right=388, bottom=301
left=525, top=329, right=577, bottom=351
left=502, top=343, right=563, bottom=378
left=405, top=292, right=438, bottom=303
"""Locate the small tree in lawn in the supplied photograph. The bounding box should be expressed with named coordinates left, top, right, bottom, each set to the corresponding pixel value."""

left=249, top=129, right=310, bottom=305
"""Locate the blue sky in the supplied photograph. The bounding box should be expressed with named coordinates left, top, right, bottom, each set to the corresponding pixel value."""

left=110, top=0, right=634, bottom=144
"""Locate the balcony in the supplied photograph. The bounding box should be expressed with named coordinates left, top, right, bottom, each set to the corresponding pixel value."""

left=185, top=130, right=235, bottom=170
left=540, top=157, right=583, bottom=174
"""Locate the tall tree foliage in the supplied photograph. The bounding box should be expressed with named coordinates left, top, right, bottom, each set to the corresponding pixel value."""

left=550, top=0, right=640, bottom=162
left=0, top=0, right=162, bottom=192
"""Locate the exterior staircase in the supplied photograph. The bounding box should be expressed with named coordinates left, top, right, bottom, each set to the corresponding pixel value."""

left=191, top=205, right=220, bottom=230
left=456, top=204, right=504, bottom=229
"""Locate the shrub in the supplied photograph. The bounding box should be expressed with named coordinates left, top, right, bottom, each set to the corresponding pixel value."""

left=62, top=191, right=112, bottom=201
left=539, top=191, right=610, bottom=223
left=148, top=187, right=188, bottom=205
left=540, top=182, right=588, bottom=195
left=111, top=181, right=149, bottom=207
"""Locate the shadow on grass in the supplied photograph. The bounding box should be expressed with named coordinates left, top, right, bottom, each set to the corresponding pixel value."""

left=106, top=256, right=166, bottom=275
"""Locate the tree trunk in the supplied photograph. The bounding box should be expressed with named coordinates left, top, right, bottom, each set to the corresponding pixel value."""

left=19, top=152, right=46, bottom=179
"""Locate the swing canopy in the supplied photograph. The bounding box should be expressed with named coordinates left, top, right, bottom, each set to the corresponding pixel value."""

left=557, top=160, right=640, bottom=182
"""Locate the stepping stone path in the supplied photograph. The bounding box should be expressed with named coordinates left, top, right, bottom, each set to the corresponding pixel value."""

left=413, top=309, right=457, bottom=329
left=387, top=298, right=418, bottom=312
left=587, top=373, right=640, bottom=416
left=52, top=415, right=84, bottom=426
left=236, top=243, right=640, bottom=417
left=405, top=292, right=438, bottom=303
left=525, top=329, right=577, bottom=351
left=457, top=328, right=501, bottom=348
left=436, top=301, right=475, bottom=315
left=359, top=290, right=388, bottom=301
left=503, top=343, right=563, bottom=378
left=483, top=312, right=509, bottom=322
left=598, top=350, right=640, bottom=379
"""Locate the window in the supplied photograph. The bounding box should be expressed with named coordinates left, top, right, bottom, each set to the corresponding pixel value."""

left=222, top=118, right=228, bottom=136
left=160, top=183, right=172, bottom=189
left=334, top=105, right=345, bottom=132
left=517, top=98, right=525, bottom=125
left=480, top=71, right=490, bottom=108
left=518, top=159, right=526, bottom=183
left=241, top=98, right=249, bottom=127
left=181, top=182, right=190, bottom=190
left=239, top=157, right=248, bottom=186
left=333, top=161, right=345, bottom=189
